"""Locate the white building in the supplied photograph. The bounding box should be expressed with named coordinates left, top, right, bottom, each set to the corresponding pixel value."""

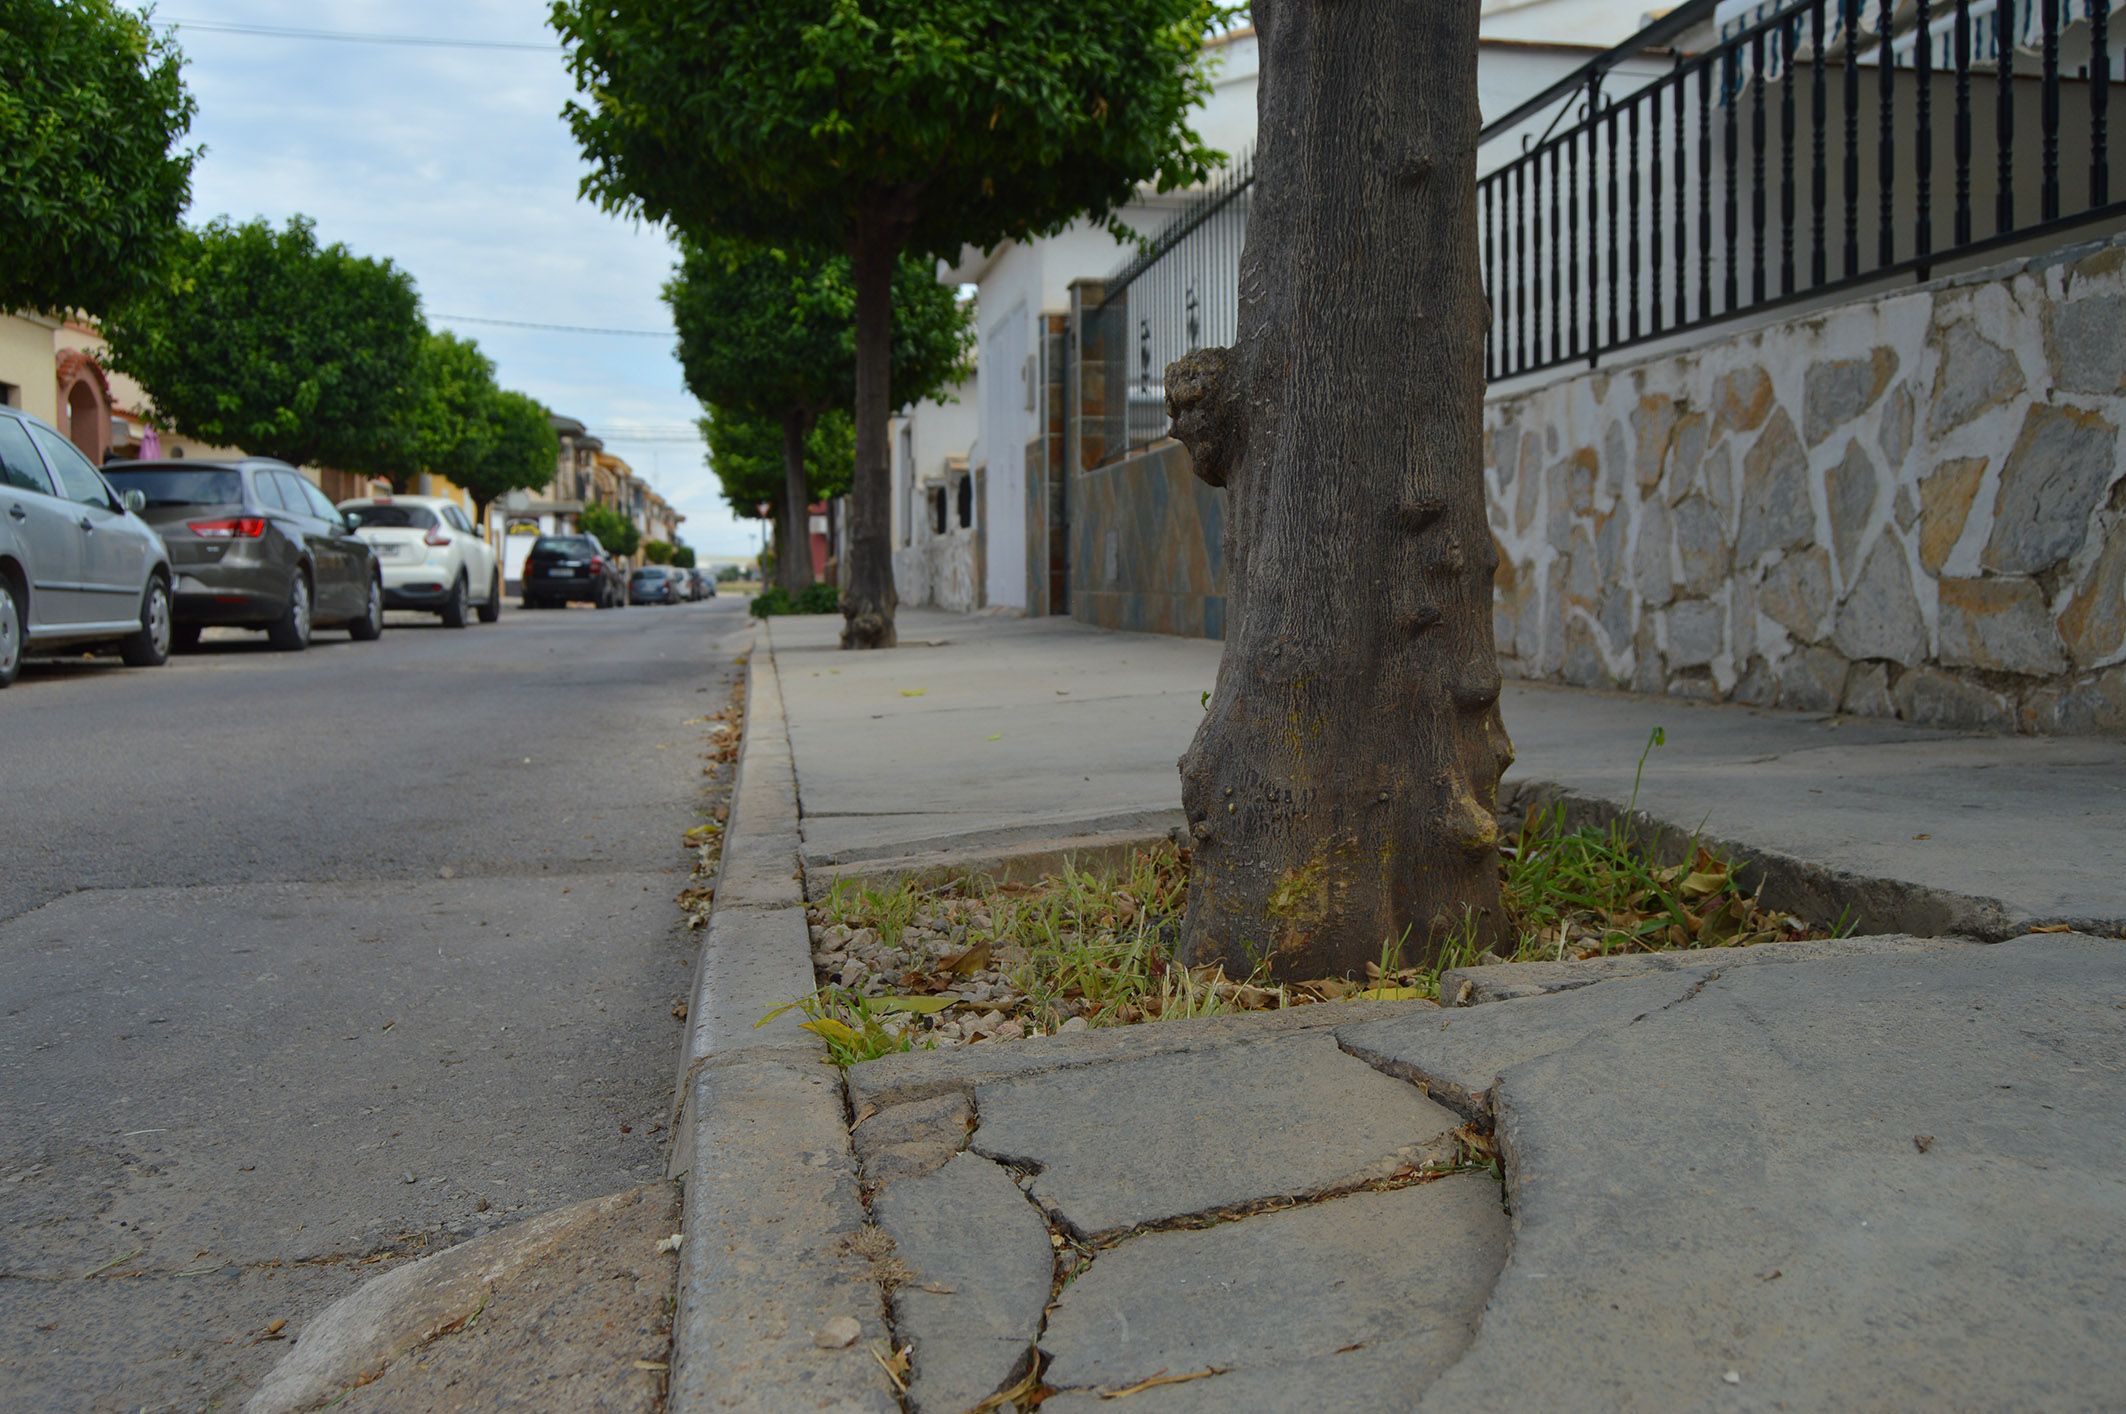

left=921, top=4, right=1657, bottom=615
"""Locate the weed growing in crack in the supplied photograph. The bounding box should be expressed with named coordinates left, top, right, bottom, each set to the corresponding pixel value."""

left=786, top=729, right=1847, bottom=1062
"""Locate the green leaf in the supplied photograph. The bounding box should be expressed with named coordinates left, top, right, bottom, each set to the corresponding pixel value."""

left=872, top=995, right=953, bottom=1015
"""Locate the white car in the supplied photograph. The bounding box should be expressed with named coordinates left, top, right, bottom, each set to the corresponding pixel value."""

left=338, top=494, right=501, bottom=628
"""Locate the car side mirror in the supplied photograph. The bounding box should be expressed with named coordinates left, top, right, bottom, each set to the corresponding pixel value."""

left=120, top=488, right=147, bottom=514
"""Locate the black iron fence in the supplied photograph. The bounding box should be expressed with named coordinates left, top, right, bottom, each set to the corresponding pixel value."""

left=1085, top=151, right=1253, bottom=461
left=1483, top=0, right=2121, bottom=381
left=1081, top=0, right=2120, bottom=462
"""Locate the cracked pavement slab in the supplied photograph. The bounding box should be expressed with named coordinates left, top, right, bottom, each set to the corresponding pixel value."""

left=871, top=1151, right=1051, bottom=1413
left=1039, top=1175, right=1507, bottom=1411
left=969, top=1033, right=1463, bottom=1241
left=1411, top=932, right=2126, bottom=1410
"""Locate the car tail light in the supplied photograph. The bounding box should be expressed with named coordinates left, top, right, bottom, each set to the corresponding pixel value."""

left=189, top=517, right=267, bottom=539
left=423, top=525, right=451, bottom=547
left=590, top=557, right=604, bottom=573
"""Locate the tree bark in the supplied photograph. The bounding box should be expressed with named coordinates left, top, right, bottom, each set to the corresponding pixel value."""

left=1169, top=0, right=1511, bottom=980
left=841, top=219, right=901, bottom=648
left=778, top=409, right=816, bottom=595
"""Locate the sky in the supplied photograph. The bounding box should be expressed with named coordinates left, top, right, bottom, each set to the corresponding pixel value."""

left=164, top=2, right=765, bottom=557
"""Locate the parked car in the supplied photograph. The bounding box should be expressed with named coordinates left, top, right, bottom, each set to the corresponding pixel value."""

left=690, top=568, right=717, bottom=600
left=522, top=533, right=624, bottom=609
left=101, top=458, right=382, bottom=652
left=0, top=406, right=175, bottom=687
left=629, top=564, right=681, bottom=605
left=339, top=494, right=500, bottom=628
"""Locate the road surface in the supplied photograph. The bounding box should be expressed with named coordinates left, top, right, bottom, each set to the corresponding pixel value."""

left=0, top=596, right=747, bottom=1410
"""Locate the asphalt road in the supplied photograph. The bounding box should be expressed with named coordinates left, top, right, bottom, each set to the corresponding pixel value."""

left=0, top=595, right=749, bottom=1410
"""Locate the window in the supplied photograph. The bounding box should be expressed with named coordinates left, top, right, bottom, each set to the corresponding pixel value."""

left=446, top=505, right=475, bottom=534
left=344, top=504, right=438, bottom=530
left=0, top=418, right=55, bottom=494
left=956, top=473, right=973, bottom=530
left=929, top=485, right=948, bottom=536
left=252, top=471, right=291, bottom=512
left=102, top=467, right=241, bottom=507
left=26, top=421, right=113, bottom=507
left=0, top=382, right=20, bottom=409
left=295, top=477, right=341, bottom=522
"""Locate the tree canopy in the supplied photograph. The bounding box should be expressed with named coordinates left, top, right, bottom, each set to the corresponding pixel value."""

left=579, top=501, right=640, bottom=559
left=553, top=0, right=1230, bottom=645
left=376, top=332, right=499, bottom=492
left=552, top=0, right=1230, bottom=263
left=664, top=235, right=969, bottom=591
left=664, top=237, right=971, bottom=426
left=0, top=0, right=197, bottom=315
left=103, top=216, right=424, bottom=471
left=702, top=406, right=854, bottom=517
left=454, top=389, right=558, bottom=520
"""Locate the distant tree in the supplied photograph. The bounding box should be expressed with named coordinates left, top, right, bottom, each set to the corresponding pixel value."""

left=663, top=237, right=969, bottom=595
left=579, top=501, right=640, bottom=560
left=670, top=544, right=697, bottom=569
left=103, top=216, right=423, bottom=471
left=0, top=0, right=197, bottom=314
left=642, top=539, right=676, bottom=564
left=702, top=404, right=854, bottom=574
left=455, top=389, right=558, bottom=525
left=376, top=331, right=501, bottom=493
left=715, top=565, right=742, bottom=583
left=555, top=0, right=1227, bottom=646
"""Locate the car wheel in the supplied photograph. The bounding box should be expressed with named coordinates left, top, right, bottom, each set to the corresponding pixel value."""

left=119, top=576, right=173, bottom=668
left=172, top=623, right=203, bottom=653
left=439, top=574, right=468, bottom=629
left=348, top=576, right=384, bottom=641
left=267, top=572, right=312, bottom=652
left=0, top=575, right=22, bottom=688
left=478, top=570, right=502, bottom=624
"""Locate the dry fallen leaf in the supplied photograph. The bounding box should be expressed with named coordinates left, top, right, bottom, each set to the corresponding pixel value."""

left=1101, top=1367, right=1227, bottom=1398
left=941, top=942, right=992, bottom=977
left=872, top=1343, right=911, bottom=1391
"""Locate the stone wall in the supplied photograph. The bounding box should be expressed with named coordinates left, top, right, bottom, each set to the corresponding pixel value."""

left=1490, top=235, right=2126, bottom=735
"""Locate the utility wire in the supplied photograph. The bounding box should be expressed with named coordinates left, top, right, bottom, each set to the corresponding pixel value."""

left=432, top=314, right=671, bottom=338
left=161, top=18, right=558, bottom=52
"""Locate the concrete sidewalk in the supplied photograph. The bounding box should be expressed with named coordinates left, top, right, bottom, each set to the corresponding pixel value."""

left=737, top=609, right=2126, bottom=1412
left=770, top=608, right=2126, bottom=933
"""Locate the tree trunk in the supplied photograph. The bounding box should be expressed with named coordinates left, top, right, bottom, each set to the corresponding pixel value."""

left=1168, top=0, right=1510, bottom=980
left=841, top=220, right=900, bottom=648
left=779, top=409, right=816, bottom=595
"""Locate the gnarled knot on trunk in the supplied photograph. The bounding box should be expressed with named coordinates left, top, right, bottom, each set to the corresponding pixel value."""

left=1166, top=345, right=1242, bottom=488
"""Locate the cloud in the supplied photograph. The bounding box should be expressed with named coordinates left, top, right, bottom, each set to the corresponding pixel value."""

left=167, top=0, right=758, bottom=554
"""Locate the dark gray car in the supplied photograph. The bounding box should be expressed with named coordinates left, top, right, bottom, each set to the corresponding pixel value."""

left=102, top=459, right=383, bottom=652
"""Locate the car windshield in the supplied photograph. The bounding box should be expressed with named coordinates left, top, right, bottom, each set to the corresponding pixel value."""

left=633, top=567, right=665, bottom=578
left=100, top=467, right=242, bottom=507
left=343, top=504, right=439, bottom=529
left=532, top=536, right=594, bottom=557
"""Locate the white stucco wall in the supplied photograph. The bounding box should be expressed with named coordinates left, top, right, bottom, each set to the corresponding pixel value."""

left=0, top=314, right=60, bottom=426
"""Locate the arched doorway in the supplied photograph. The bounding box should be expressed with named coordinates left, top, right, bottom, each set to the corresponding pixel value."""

left=54, top=352, right=113, bottom=463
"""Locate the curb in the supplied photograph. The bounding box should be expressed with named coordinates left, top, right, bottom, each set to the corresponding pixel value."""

left=667, top=622, right=897, bottom=1413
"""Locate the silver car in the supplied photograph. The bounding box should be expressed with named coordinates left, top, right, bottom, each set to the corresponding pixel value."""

left=0, top=406, right=174, bottom=688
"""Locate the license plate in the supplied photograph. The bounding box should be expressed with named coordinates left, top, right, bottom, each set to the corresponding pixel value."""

left=374, top=544, right=402, bottom=558
left=546, top=566, right=577, bottom=577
